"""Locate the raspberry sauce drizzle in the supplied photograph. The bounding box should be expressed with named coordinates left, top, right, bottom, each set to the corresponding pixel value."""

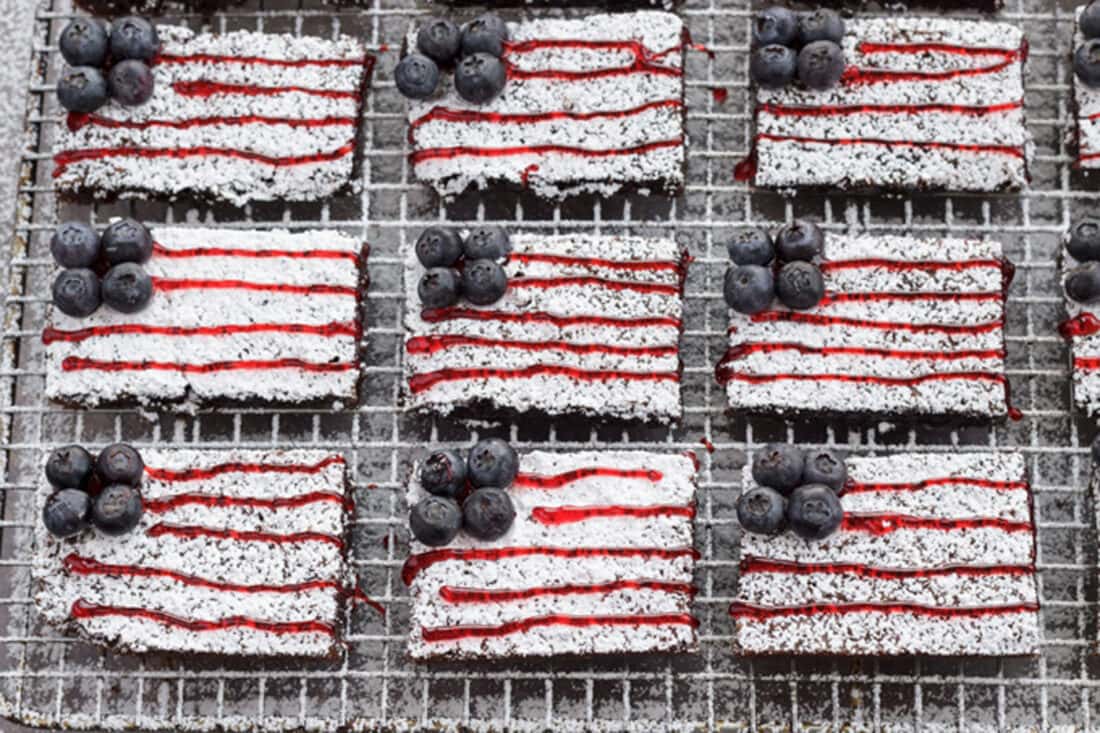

left=71, top=600, right=336, bottom=636
left=510, top=251, right=685, bottom=273
left=54, top=142, right=355, bottom=177
left=841, top=514, right=1032, bottom=535
left=530, top=504, right=695, bottom=525
left=842, top=42, right=1025, bottom=86
left=421, top=613, right=698, bottom=643
left=819, top=257, right=1006, bottom=273
left=410, top=139, right=682, bottom=166
left=152, top=243, right=360, bottom=261
left=739, top=557, right=1034, bottom=579
left=717, top=342, right=1003, bottom=369
left=172, top=80, right=359, bottom=100
left=439, top=579, right=695, bottom=604
left=513, top=467, right=663, bottom=489
left=842, top=477, right=1028, bottom=494
left=409, top=365, right=680, bottom=394
left=156, top=52, right=366, bottom=68
left=746, top=312, right=1003, bottom=335
left=759, top=100, right=1023, bottom=118
left=144, top=490, right=345, bottom=513
left=729, top=601, right=1038, bottom=620
left=716, top=370, right=1008, bottom=389
left=754, top=132, right=1026, bottom=160
left=420, top=307, right=681, bottom=330
left=508, top=275, right=680, bottom=296
left=152, top=278, right=356, bottom=296
left=44, top=321, right=358, bottom=345
left=1059, top=312, right=1100, bottom=339
left=501, top=38, right=684, bottom=82
left=68, top=112, right=356, bottom=133
left=146, top=454, right=344, bottom=482
left=406, top=335, right=677, bottom=359
left=147, top=523, right=345, bottom=547
left=821, top=290, right=1002, bottom=304
left=62, top=357, right=357, bottom=374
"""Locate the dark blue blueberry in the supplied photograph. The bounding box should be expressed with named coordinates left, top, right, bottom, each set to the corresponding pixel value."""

left=108, top=16, right=159, bottom=62
left=416, top=227, right=464, bottom=268
left=420, top=449, right=467, bottom=499
left=57, top=66, right=108, bottom=113
left=750, top=44, right=797, bottom=90
left=43, top=489, right=92, bottom=538
left=409, top=495, right=462, bottom=546
left=736, top=486, right=787, bottom=535
left=724, top=265, right=774, bottom=315
left=461, top=13, right=508, bottom=57
left=798, top=40, right=845, bottom=90
left=102, top=263, right=153, bottom=314
left=799, top=9, right=845, bottom=45
left=102, top=217, right=152, bottom=264
left=728, top=228, right=774, bottom=266
left=1079, top=41, right=1100, bottom=88
left=90, top=483, right=143, bottom=536
left=417, top=18, right=462, bottom=65
left=467, top=438, right=518, bottom=488
left=752, top=443, right=805, bottom=494
left=51, top=221, right=100, bottom=268
left=776, top=261, right=825, bottom=310
left=462, top=487, right=515, bottom=541
left=775, top=220, right=824, bottom=262
left=1069, top=219, right=1100, bottom=262
left=1083, top=0, right=1100, bottom=39
left=787, top=484, right=843, bottom=540
left=1066, top=263, right=1100, bottom=304
left=455, top=52, right=507, bottom=104
left=108, top=59, right=154, bottom=107
left=418, top=268, right=461, bottom=309
left=752, top=6, right=799, bottom=48
left=462, top=258, right=508, bottom=305
left=96, top=443, right=144, bottom=486
left=463, top=225, right=510, bottom=260
left=52, top=269, right=101, bottom=318
left=802, top=449, right=847, bottom=492
left=46, top=445, right=95, bottom=491
left=59, top=17, right=109, bottom=67
left=395, top=53, right=440, bottom=100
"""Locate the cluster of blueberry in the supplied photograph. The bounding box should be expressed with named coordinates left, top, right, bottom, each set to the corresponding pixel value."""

left=42, top=444, right=145, bottom=539
left=737, top=444, right=845, bottom=540
left=56, top=16, right=158, bottom=113
left=1067, top=219, right=1100, bottom=303
left=410, top=439, right=519, bottom=546
left=749, top=6, right=846, bottom=91
left=416, top=225, right=510, bottom=308
left=50, top=219, right=154, bottom=318
left=723, top=220, right=826, bottom=315
left=396, top=13, right=508, bottom=104
left=1076, top=1, right=1100, bottom=88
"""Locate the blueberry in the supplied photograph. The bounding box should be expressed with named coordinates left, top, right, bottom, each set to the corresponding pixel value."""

left=102, top=263, right=153, bottom=313
left=42, top=489, right=92, bottom=538
left=752, top=443, right=805, bottom=493
left=420, top=449, right=467, bottom=499
left=90, top=483, right=144, bottom=536
left=417, top=17, right=462, bottom=65
left=416, top=227, right=463, bottom=268
left=455, top=52, right=507, bottom=105
left=418, top=267, right=461, bottom=309
left=1078, top=41, right=1100, bottom=88
left=52, top=269, right=101, bottom=318
left=463, top=225, right=511, bottom=260
left=1083, top=0, right=1100, bottom=39
left=776, top=261, right=825, bottom=310
left=461, top=13, right=508, bottom=57
left=50, top=221, right=100, bottom=268
left=799, top=9, right=845, bottom=45
left=728, top=228, right=774, bottom=266
left=467, top=438, right=518, bottom=488
left=798, top=40, right=846, bottom=90
left=775, top=220, right=824, bottom=262
left=750, top=44, right=797, bottom=90
left=802, top=449, right=847, bottom=492
left=109, top=16, right=159, bottom=62
left=96, top=443, right=144, bottom=486
left=59, top=17, right=108, bottom=67
left=787, top=484, right=843, bottom=540
left=1069, top=219, right=1100, bottom=262
left=462, top=259, right=508, bottom=305
left=57, top=66, right=108, bottom=113
left=724, top=265, right=774, bottom=315
left=101, top=218, right=153, bottom=264
left=462, top=487, right=515, bottom=541
left=736, top=486, right=787, bottom=535
left=108, top=59, right=154, bottom=107
left=395, top=53, right=440, bottom=100
left=45, top=445, right=95, bottom=491
left=409, top=495, right=462, bottom=546
left=1066, top=263, right=1100, bottom=304
left=752, top=6, right=799, bottom=48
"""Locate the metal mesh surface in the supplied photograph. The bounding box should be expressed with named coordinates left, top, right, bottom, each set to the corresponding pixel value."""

left=0, top=0, right=1097, bottom=729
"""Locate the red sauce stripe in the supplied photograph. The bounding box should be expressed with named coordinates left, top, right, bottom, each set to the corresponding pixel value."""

left=717, top=370, right=1008, bottom=388
left=145, top=490, right=346, bottom=513
left=157, top=52, right=365, bottom=68
left=843, top=477, right=1028, bottom=494
left=421, top=613, right=698, bottom=643
left=739, top=556, right=1035, bottom=579
left=1073, top=357, right=1100, bottom=371
left=508, top=275, right=680, bottom=295
left=756, top=132, right=1026, bottom=160
left=152, top=243, right=360, bottom=261
left=843, top=42, right=1023, bottom=85
left=819, top=258, right=1007, bottom=273
left=440, top=579, right=696, bottom=604
left=67, top=112, right=356, bottom=133
left=146, top=455, right=344, bottom=482
left=152, top=277, right=357, bottom=296
left=421, top=307, right=681, bottom=329
left=62, top=357, right=357, bottom=374
left=531, top=504, right=694, bottom=525
left=502, top=38, right=683, bottom=81
left=410, top=139, right=682, bottom=165
left=71, top=599, right=335, bottom=636
left=513, top=467, right=663, bottom=489
left=509, top=252, right=684, bottom=272
left=172, top=80, right=359, bottom=99
left=53, top=141, right=355, bottom=177
left=841, top=513, right=1032, bottom=535
left=1060, top=313, right=1100, bottom=339
left=405, top=335, right=677, bottom=359
left=729, top=600, right=1039, bottom=620
left=759, top=101, right=1023, bottom=118
left=821, top=290, right=1003, bottom=304
left=43, top=321, right=358, bottom=345
left=718, top=342, right=1003, bottom=365
left=147, top=523, right=344, bottom=547
left=747, top=311, right=1002, bottom=335
left=409, top=365, right=680, bottom=393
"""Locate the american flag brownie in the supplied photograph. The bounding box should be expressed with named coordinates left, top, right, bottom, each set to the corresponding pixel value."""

left=403, top=449, right=698, bottom=660
left=44, top=226, right=366, bottom=408
left=743, top=16, right=1031, bottom=192
left=718, top=234, right=1014, bottom=420
left=403, top=233, right=687, bottom=422
left=34, top=449, right=353, bottom=657
left=52, top=26, right=373, bottom=206
left=406, top=12, right=687, bottom=199
left=732, top=451, right=1040, bottom=656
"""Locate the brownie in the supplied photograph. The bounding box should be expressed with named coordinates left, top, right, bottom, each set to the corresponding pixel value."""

left=404, top=450, right=698, bottom=660
left=52, top=26, right=373, bottom=206
left=732, top=451, right=1040, bottom=656
left=44, top=226, right=366, bottom=408
left=719, top=234, right=1014, bottom=420
left=34, top=449, right=352, bottom=657
left=405, top=11, right=687, bottom=199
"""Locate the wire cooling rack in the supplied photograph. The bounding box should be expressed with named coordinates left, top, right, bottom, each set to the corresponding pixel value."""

left=1, top=0, right=1098, bottom=730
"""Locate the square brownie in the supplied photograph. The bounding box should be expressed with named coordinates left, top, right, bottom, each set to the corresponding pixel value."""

left=403, top=450, right=698, bottom=660
left=732, top=451, right=1040, bottom=656
left=44, top=226, right=366, bottom=407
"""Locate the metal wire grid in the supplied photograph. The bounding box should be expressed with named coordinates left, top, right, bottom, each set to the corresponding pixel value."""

left=0, top=0, right=1096, bottom=729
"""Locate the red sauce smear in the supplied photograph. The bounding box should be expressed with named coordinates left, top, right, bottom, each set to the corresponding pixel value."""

left=530, top=504, right=694, bottom=525
left=512, top=467, right=663, bottom=489
left=842, top=42, right=1024, bottom=86
left=502, top=38, right=684, bottom=82
left=406, top=335, right=677, bottom=359
left=754, top=132, right=1026, bottom=160
left=71, top=599, right=335, bottom=636
left=410, top=139, right=682, bottom=166
left=422, top=613, right=698, bottom=643
left=739, top=557, right=1034, bottom=579
left=147, top=523, right=344, bottom=547
left=157, top=52, right=365, bottom=68
left=440, top=579, right=696, bottom=604
left=717, top=342, right=1003, bottom=369
left=716, top=370, right=1008, bottom=389
left=172, top=80, right=359, bottom=100
left=62, top=357, right=356, bottom=374
left=520, top=164, right=539, bottom=187
left=67, top=112, right=355, bottom=133
left=152, top=243, right=360, bottom=261
left=843, top=477, right=1027, bottom=494
left=54, top=141, right=355, bottom=177
left=1073, top=357, right=1100, bottom=371
left=746, top=312, right=1003, bottom=335
left=509, top=252, right=684, bottom=273
left=146, top=456, right=345, bottom=482
left=44, top=321, right=357, bottom=345
left=409, top=365, right=680, bottom=393
left=819, top=258, right=1006, bottom=273
left=841, top=513, right=1032, bottom=535
left=759, top=100, right=1023, bottom=118
left=508, top=275, right=680, bottom=296
left=733, top=148, right=757, bottom=182
left=729, top=600, right=1038, bottom=620
left=144, top=490, right=345, bottom=513
left=700, top=438, right=715, bottom=453
left=152, top=277, right=356, bottom=297
left=712, top=87, right=728, bottom=104
left=1059, top=312, right=1100, bottom=339
left=421, top=307, right=681, bottom=330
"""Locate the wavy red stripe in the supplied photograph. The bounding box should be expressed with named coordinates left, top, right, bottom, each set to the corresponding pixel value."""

left=54, top=142, right=355, bottom=177
left=513, top=467, right=663, bottom=489
left=729, top=600, right=1038, bottom=620
left=67, top=112, right=356, bottom=133
left=531, top=504, right=694, bottom=525
left=718, top=370, right=1007, bottom=388
left=509, top=275, right=680, bottom=295
left=421, top=307, right=681, bottom=330
left=843, top=477, right=1028, bottom=494
left=718, top=342, right=1003, bottom=364
left=152, top=243, right=359, bottom=261
left=152, top=277, right=356, bottom=296
left=747, top=311, right=1003, bottom=335
left=440, top=579, right=695, bottom=603
left=410, top=139, right=682, bottom=165
left=509, top=252, right=684, bottom=272
left=841, top=513, right=1032, bottom=535
left=146, top=455, right=345, bottom=482
left=157, top=52, right=365, bottom=68
left=422, top=613, right=698, bottom=643
left=409, top=365, right=680, bottom=393
left=144, top=490, right=346, bottom=513
left=756, top=132, right=1026, bottom=160
left=62, top=357, right=357, bottom=374
left=821, top=290, right=1002, bottom=304
left=44, top=321, right=357, bottom=345
left=759, top=101, right=1023, bottom=118
left=405, top=335, right=677, bottom=359
left=71, top=599, right=335, bottom=636
left=173, top=80, right=359, bottom=99
left=147, top=523, right=344, bottom=547
left=819, top=258, right=1006, bottom=273
left=739, top=557, right=1034, bottom=579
